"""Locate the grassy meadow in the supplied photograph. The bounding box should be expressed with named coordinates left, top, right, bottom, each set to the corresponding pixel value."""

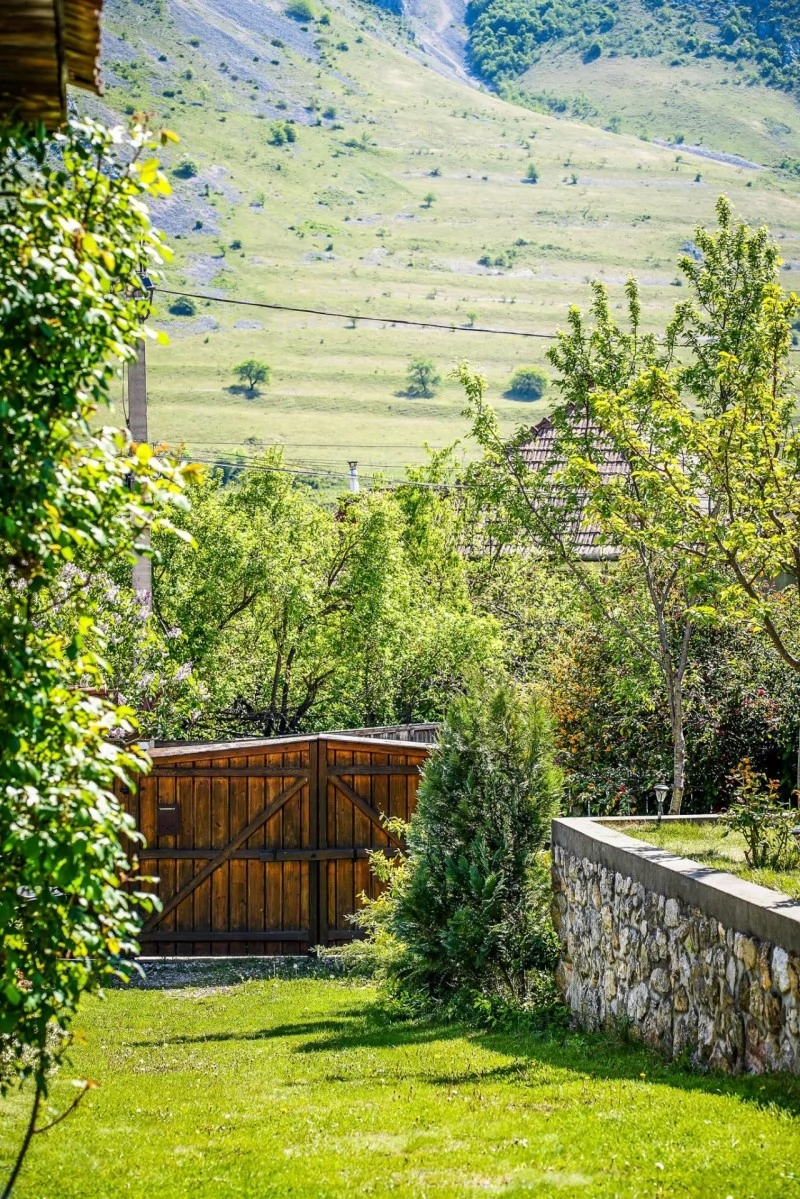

left=2, top=975, right=800, bottom=1197
left=88, top=0, right=800, bottom=480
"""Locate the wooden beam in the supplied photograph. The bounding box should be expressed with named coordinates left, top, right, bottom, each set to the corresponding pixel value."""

left=152, top=767, right=310, bottom=779
left=328, top=775, right=405, bottom=848
left=142, top=930, right=308, bottom=943
left=327, top=764, right=423, bottom=777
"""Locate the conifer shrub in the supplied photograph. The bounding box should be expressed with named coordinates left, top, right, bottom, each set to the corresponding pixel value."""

left=336, top=684, right=562, bottom=1018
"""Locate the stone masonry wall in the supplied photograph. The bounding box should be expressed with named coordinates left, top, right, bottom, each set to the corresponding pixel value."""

left=551, top=825, right=800, bottom=1074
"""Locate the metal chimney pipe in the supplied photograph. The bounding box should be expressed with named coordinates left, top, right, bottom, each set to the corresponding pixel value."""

left=348, top=461, right=359, bottom=493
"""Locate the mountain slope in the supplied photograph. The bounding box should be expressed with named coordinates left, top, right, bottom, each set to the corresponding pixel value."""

left=80, top=0, right=800, bottom=479
left=466, top=0, right=800, bottom=165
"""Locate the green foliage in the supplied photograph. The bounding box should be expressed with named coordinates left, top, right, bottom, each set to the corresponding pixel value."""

left=406, top=356, right=441, bottom=397
left=286, top=0, right=316, bottom=19
left=422, top=191, right=436, bottom=208
left=506, top=364, right=548, bottom=399
left=0, top=118, right=188, bottom=1103
left=724, top=760, right=799, bottom=869
left=467, top=0, right=800, bottom=93
left=151, top=450, right=501, bottom=738
left=524, top=161, right=539, bottom=183
left=168, top=295, right=197, bottom=316
left=268, top=120, right=297, bottom=146
left=172, top=156, right=198, bottom=178
left=233, top=358, right=271, bottom=391
left=354, top=685, right=561, bottom=1012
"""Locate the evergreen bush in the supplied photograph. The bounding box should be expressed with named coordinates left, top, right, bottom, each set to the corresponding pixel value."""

left=350, top=684, right=561, bottom=1014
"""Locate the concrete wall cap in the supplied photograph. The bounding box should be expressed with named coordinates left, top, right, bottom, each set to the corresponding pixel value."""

left=552, top=817, right=800, bottom=956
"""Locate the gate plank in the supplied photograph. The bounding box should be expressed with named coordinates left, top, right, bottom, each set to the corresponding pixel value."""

left=329, top=776, right=404, bottom=848
left=141, top=775, right=306, bottom=935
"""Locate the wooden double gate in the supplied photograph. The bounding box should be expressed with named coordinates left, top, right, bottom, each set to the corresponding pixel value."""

left=117, top=734, right=429, bottom=955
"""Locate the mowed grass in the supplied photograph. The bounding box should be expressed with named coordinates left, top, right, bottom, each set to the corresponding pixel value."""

left=84, top=0, right=800, bottom=479
left=621, top=820, right=800, bottom=900
left=2, top=976, right=800, bottom=1198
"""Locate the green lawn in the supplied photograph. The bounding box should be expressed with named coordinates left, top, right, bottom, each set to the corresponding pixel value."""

left=620, top=820, right=800, bottom=900
left=2, top=973, right=800, bottom=1197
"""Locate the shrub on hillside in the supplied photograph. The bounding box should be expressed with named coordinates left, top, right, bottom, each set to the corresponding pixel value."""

left=173, top=156, right=198, bottom=179
left=169, top=295, right=197, bottom=316
left=286, top=0, right=315, bottom=19
left=507, top=365, right=549, bottom=400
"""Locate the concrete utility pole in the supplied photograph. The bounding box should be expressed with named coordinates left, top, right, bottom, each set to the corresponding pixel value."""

left=128, top=339, right=152, bottom=609
left=348, top=460, right=359, bottom=493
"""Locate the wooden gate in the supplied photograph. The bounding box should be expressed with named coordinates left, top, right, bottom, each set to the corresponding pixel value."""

left=117, top=734, right=429, bottom=955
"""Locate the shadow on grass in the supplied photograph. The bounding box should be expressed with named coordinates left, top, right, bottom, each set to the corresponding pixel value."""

left=130, top=995, right=800, bottom=1116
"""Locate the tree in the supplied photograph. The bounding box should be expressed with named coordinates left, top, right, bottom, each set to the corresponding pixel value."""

left=525, top=162, right=539, bottom=183
left=0, top=119, right=189, bottom=1194
left=233, top=358, right=271, bottom=393
left=462, top=198, right=800, bottom=814
left=386, top=684, right=560, bottom=1010
left=507, top=365, right=548, bottom=400
left=169, top=295, right=196, bottom=316
left=406, top=356, right=441, bottom=398
left=152, top=449, right=500, bottom=738
left=460, top=281, right=701, bottom=814
left=286, top=0, right=315, bottom=18
left=422, top=191, right=436, bottom=208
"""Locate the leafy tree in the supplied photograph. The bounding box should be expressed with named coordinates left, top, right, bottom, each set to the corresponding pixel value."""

left=463, top=198, right=800, bottom=814
left=152, top=450, right=500, bottom=738
left=383, top=684, right=560, bottom=1011
left=406, top=356, right=441, bottom=398
left=269, top=120, right=297, bottom=146
left=506, top=365, right=548, bottom=399
left=525, top=162, right=539, bottom=183
left=233, top=358, right=271, bottom=392
left=173, top=156, right=198, bottom=178
left=422, top=191, right=436, bottom=208
left=0, top=119, right=189, bottom=1192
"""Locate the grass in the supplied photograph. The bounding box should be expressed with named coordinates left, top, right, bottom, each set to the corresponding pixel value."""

left=2, top=974, right=800, bottom=1198
left=620, top=820, right=800, bottom=899
left=77, top=0, right=800, bottom=482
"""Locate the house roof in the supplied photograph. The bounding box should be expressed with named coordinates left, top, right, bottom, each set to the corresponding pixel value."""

left=520, top=410, right=630, bottom=560
left=0, top=0, right=104, bottom=129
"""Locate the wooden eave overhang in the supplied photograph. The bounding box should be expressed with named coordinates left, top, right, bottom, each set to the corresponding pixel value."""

left=0, top=0, right=104, bottom=130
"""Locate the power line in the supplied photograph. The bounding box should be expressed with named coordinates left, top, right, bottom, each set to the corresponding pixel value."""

left=157, top=288, right=554, bottom=339
left=156, top=287, right=800, bottom=351
left=185, top=454, right=462, bottom=489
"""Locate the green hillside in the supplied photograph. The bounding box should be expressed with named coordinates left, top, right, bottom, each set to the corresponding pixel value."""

left=82, top=0, right=800, bottom=481
left=468, top=0, right=800, bottom=165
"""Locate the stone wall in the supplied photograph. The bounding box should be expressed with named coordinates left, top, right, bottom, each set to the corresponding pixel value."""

left=551, top=818, right=800, bottom=1074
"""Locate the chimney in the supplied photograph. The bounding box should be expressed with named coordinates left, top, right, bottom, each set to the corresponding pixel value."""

left=348, top=461, right=359, bottom=493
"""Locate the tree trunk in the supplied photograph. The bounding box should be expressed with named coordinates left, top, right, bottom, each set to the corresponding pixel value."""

left=669, top=692, right=686, bottom=815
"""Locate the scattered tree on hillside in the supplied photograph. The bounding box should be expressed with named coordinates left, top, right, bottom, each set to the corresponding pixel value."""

left=525, top=162, right=539, bottom=183
left=233, top=358, right=271, bottom=393
left=169, top=295, right=196, bottom=316
left=507, top=365, right=548, bottom=400
left=406, top=356, right=441, bottom=398
left=286, top=0, right=315, bottom=19
left=422, top=191, right=436, bottom=208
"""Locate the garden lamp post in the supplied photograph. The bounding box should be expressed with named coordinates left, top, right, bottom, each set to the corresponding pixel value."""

left=654, top=783, right=670, bottom=824
left=792, top=826, right=800, bottom=855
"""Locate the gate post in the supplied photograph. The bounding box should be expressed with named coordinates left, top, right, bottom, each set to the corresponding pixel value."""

left=317, top=737, right=329, bottom=946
